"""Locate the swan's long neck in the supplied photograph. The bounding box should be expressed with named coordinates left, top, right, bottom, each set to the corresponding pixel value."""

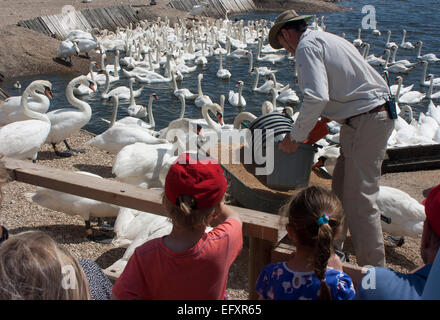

left=202, top=105, right=221, bottom=132
left=417, top=42, right=422, bottom=57
left=101, top=54, right=106, bottom=70
left=391, top=46, right=397, bottom=63
left=110, top=98, right=118, bottom=127
left=219, top=51, right=223, bottom=70
left=172, top=72, right=178, bottom=91
left=401, top=30, right=406, bottom=44
left=220, top=95, right=225, bottom=111
left=197, top=76, right=203, bottom=97
left=421, top=62, right=428, bottom=84
left=103, top=71, right=110, bottom=95
left=129, top=81, right=135, bottom=106
left=248, top=51, right=253, bottom=73
left=257, top=38, right=262, bottom=58
left=386, top=31, right=391, bottom=43
left=253, top=71, right=260, bottom=90
left=272, top=89, right=277, bottom=109
left=428, top=77, right=433, bottom=99
left=238, top=83, right=243, bottom=104
left=178, top=95, right=186, bottom=119
left=21, top=84, right=50, bottom=123
left=233, top=112, right=256, bottom=129
left=147, top=95, right=155, bottom=127
left=89, top=63, right=96, bottom=82
left=395, top=79, right=402, bottom=103
left=66, top=78, right=92, bottom=118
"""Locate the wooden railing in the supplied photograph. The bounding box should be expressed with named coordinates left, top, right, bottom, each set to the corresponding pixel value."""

left=3, top=157, right=286, bottom=299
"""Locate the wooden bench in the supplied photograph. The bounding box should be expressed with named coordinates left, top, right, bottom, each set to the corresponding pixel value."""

left=4, top=157, right=287, bottom=299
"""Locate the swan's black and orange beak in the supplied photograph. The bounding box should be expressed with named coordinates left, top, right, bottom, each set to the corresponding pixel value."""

left=195, top=124, right=203, bottom=137
left=153, top=94, right=159, bottom=100
left=235, top=82, right=240, bottom=87
left=45, top=87, right=53, bottom=99
left=88, top=81, right=96, bottom=93
left=312, top=156, right=327, bottom=169
left=216, top=111, right=224, bottom=125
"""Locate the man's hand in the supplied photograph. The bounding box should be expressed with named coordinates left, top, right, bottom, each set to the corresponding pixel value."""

left=278, top=134, right=301, bottom=154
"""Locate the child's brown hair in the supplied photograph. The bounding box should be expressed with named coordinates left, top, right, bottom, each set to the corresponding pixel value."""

left=280, top=186, right=343, bottom=300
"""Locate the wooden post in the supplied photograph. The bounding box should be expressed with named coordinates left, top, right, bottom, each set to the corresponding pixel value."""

left=248, top=237, right=273, bottom=300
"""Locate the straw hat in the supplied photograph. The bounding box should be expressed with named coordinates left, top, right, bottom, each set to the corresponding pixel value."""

left=268, top=10, right=313, bottom=49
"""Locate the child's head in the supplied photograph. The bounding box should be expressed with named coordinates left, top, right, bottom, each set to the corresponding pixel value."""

left=280, top=186, right=343, bottom=300
left=163, top=153, right=227, bottom=229
left=0, top=230, right=90, bottom=300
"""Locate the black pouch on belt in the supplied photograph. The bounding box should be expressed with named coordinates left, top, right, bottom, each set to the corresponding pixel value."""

left=385, top=96, right=398, bottom=119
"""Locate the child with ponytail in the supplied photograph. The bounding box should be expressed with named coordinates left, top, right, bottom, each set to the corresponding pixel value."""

left=255, top=186, right=355, bottom=300
left=112, top=153, right=243, bottom=300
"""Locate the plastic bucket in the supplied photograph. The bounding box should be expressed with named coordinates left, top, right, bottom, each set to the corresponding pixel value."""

left=266, top=143, right=316, bottom=191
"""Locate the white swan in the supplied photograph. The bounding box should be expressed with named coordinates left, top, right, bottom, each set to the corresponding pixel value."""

left=378, top=186, right=425, bottom=240
left=127, top=78, right=147, bottom=118
left=112, top=206, right=172, bottom=248
left=216, top=51, right=231, bottom=79
left=56, top=40, right=79, bottom=64
left=252, top=69, right=275, bottom=94
left=94, top=54, right=119, bottom=86
left=419, top=61, right=440, bottom=87
left=395, top=79, right=426, bottom=105
left=172, top=71, right=197, bottom=100
left=246, top=50, right=277, bottom=75
left=0, top=80, right=52, bottom=161
left=385, top=30, right=398, bottom=49
left=399, top=29, right=415, bottom=50
left=113, top=142, right=177, bottom=188
left=25, top=171, right=120, bottom=242
left=0, top=81, right=52, bottom=126
left=164, top=95, right=223, bottom=142
left=416, top=41, right=440, bottom=63
left=426, top=74, right=440, bottom=100
left=389, top=45, right=416, bottom=67
left=384, top=52, right=417, bottom=74
left=352, top=28, right=363, bottom=47
left=101, top=70, right=143, bottom=100
left=194, top=73, right=213, bottom=108
left=45, top=76, right=96, bottom=157
left=75, top=28, right=100, bottom=58
left=390, top=76, right=415, bottom=97
left=228, top=80, right=247, bottom=107
left=86, top=95, right=166, bottom=154
left=362, top=44, right=388, bottom=66
left=257, top=38, right=285, bottom=64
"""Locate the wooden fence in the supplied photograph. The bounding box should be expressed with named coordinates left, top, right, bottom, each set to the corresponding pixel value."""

left=3, top=156, right=286, bottom=299
left=169, top=0, right=256, bottom=18
left=17, top=5, right=140, bottom=40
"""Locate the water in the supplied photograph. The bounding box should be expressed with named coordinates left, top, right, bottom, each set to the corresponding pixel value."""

left=3, top=0, right=440, bottom=135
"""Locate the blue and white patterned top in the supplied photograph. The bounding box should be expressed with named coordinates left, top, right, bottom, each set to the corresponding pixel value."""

left=255, top=262, right=355, bottom=300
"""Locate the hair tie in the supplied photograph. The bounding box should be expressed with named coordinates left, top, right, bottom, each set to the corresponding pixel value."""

left=317, top=213, right=329, bottom=227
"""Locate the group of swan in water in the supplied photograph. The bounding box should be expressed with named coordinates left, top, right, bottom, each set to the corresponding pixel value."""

left=3, top=14, right=439, bottom=251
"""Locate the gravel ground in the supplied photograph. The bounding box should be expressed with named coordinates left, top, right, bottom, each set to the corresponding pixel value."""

left=2, top=130, right=437, bottom=299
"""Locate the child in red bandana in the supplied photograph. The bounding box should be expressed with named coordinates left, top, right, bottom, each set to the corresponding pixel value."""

left=112, top=153, right=243, bottom=300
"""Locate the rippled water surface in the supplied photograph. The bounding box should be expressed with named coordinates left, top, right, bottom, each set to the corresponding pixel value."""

left=3, top=0, right=440, bottom=135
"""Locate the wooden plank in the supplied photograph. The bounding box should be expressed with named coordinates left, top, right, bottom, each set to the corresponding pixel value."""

left=3, top=157, right=285, bottom=243
left=248, top=237, right=273, bottom=299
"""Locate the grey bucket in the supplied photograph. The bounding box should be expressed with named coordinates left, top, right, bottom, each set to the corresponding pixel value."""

left=266, top=143, right=316, bottom=190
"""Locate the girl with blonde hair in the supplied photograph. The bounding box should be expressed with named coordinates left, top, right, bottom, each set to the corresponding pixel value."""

left=255, top=186, right=355, bottom=300
left=0, top=230, right=91, bottom=300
